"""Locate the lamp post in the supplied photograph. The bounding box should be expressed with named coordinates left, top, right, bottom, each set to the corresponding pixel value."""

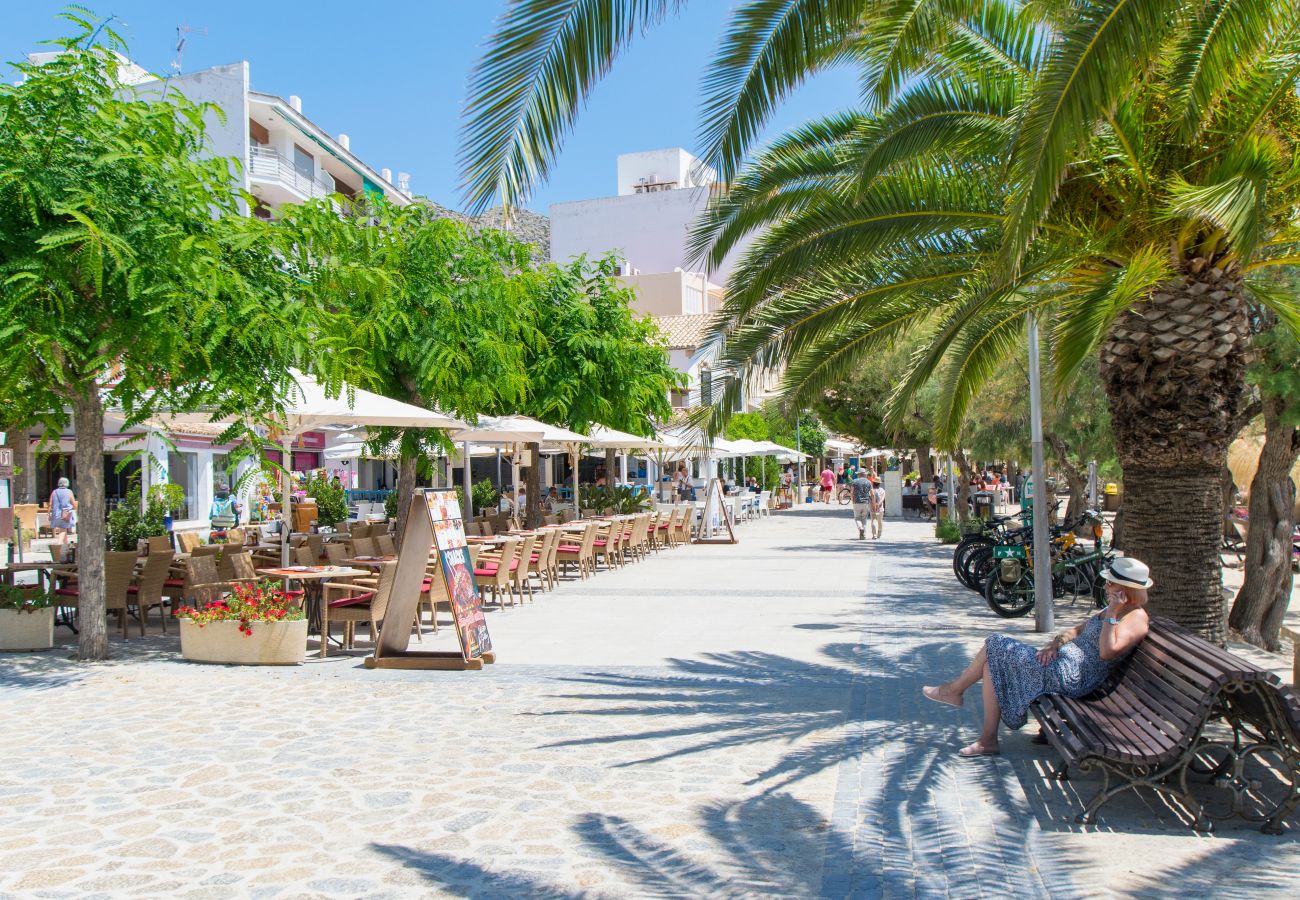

left=1027, top=312, right=1053, bottom=634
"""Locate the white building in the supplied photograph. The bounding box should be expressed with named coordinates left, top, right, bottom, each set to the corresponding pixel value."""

left=21, top=54, right=412, bottom=525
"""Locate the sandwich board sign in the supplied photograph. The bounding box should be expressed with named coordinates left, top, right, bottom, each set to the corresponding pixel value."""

left=366, top=489, right=495, bottom=670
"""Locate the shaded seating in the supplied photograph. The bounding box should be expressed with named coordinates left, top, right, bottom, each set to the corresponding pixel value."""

left=474, top=538, right=519, bottom=608
left=127, top=549, right=174, bottom=634
left=376, top=533, right=397, bottom=556
left=324, top=543, right=351, bottom=567
left=319, top=561, right=397, bottom=658
left=53, top=551, right=138, bottom=638
left=350, top=537, right=378, bottom=557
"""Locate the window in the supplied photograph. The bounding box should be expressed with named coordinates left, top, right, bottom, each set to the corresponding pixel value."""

left=700, top=367, right=712, bottom=406
left=292, top=145, right=314, bottom=181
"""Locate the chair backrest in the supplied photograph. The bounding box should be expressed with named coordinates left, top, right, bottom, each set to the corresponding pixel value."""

left=512, top=535, right=536, bottom=584
left=226, top=527, right=245, bottom=546
left=186, top=555, right=223, bottom=604
left=480, top=520, right=495, bottom=536
left=324, top=543, right=350, bottom=566
left=190, top=544, right=220, bottom=558
left=465, top=521, right=482, bottom=537
left=104, top=551, right=139, bottom=612
left=216, top=549, right=236, bottom=582
left=307, top=533, right=325, bottom=560
left=294, top=544, right=316, bottom=566
left=176, top=531, right=202, bottom=553
left=229, top=552, right=257, bottom=581
left=351, top=537, right=377, bottom=557
left=376, top=534, right=397, bottom=556
left=543, top=514, right=559, bottom=526
left=492, top=539, right=519, bottom=588
left=559, top=508, right=577, bottom=524
left=349, top=521, right=368, bottom=536
left=136, top=549, right=175, bottom=605
left=759, top=490, right=771, bottom=509
left=578, top=522, right=599, bottom=560
left=146, top=534, right=172, bottom=554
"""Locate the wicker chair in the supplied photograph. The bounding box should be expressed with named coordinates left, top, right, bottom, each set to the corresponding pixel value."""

left=324, top=543, right=350, bottom=567
left=319, top=561, right=397, bottom=657
left=53, top=551, right=139, bottom=638
left=557, top=523, right=598, bottom=579
left=128, top=550, right=174, bottom=634
left=350, top=537, right=378, bottom=557
left=376, top=533, right=397, bottom=556
left=474, top=538, right=519, bottom=607
left=508, top=534, right=537, bottom=603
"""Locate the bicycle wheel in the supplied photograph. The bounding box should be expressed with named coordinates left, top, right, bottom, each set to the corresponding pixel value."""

left=837, top=487, right=851, bottom=505
left=965, top=546, right=997, bottom=594
left=953, top=538, right=993, bottom=589
left=984, top=569, right=1035, bottom=617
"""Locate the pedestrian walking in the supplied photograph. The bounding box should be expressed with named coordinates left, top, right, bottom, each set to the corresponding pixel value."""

left=819, top=465, right=835, bottom=504
left=850, top=469, right=873, bottom=539
left=49, top=476, right=77, bottom=554
left=869, top=477, right=887, bottom=539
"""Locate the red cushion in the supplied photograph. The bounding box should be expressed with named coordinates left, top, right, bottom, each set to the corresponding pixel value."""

left=558, top=545, right=581, bottom=553
left=126, top=585, right=139, bottom=595
left=592, top=540, right=607, bottom=547
left=285, top=589, right=305, bottom=598
left=475, top=564, right=498, bottom=577
left=55, top=587, right=79, bottom=598
left=328, top=590, right=375, bottom=608
left=657, top=524, right=669, bottom=529
left=420, top=580, right=432, bottom=591
left=529, top=554, right=540, bottom=562
left=164, top=579, right=185, bottom=588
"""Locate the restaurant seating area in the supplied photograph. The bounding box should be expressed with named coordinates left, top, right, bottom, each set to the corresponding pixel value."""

left=7, top=494, right=773, bottom=659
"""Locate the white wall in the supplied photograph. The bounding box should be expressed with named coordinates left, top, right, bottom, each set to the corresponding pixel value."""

left=147, top=63, right=251, bottom=193
left=551, top=188, right=752, bottom=284
left=616, top=148, right=714, bottom=195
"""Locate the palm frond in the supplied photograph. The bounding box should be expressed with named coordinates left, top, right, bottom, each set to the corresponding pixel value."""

left=697, top=0, right=864, bottom=185
left=458, top=0, right=681, bottom=214
left=1166, top=134, right=1280, bottom=262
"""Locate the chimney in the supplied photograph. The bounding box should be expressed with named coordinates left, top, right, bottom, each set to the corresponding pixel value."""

left=288, top=95, right=302, bottom=112
left=338, top=133, right=350, bottom=150
left=381, top=167, right=393, bottom=184
left=397, top=171, right=411, bottom=193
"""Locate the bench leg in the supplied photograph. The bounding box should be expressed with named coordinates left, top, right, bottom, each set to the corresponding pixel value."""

left=1053, top=761, right=1070, bottom=782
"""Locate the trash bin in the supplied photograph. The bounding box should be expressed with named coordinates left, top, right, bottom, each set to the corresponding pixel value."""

left=973, top=492, right=993, bottom=520
left=1103, top=482, right=1120, bottom=512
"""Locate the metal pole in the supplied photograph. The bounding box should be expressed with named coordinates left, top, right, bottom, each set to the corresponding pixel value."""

left=462, top=441, right=472, bottom=516
left=1028, top=312, right=1054, bottom=633
left=280, top=435, right=293, bottom=567
left=571, top=446, right=580, bottom=518
left=946, top=454, right=956, bottom=518
left=1087, top=459, right=1098, bottom=508
left=494, top=448, right=502, bottom=489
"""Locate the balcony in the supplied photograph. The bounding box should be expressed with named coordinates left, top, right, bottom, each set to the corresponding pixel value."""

left=248, top=146, right=336, bottom=206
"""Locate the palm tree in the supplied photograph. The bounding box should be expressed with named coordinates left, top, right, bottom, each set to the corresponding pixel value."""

left=460, top=0, right=1300, bottom=639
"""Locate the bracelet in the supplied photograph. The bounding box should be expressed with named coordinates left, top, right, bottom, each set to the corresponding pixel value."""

left=1103, top=616, right=1120, bottom=626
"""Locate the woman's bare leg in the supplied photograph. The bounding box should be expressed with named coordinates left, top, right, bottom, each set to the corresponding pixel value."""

left=958, top=662, right=1002, bottom=756
left=923, top=645, right=988, bottom=706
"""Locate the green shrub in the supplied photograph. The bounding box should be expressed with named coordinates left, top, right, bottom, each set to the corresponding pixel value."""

left=304, top=474, right=349, bottom=527
left=935, top=518, right=961, bottom=544
left=0, top=584, right=54, bottom=610
left=471, top=479, right=499, bottom=516
left=383, top=490, right=398, bottom=521
left=106, top=484, right=168, bottom=551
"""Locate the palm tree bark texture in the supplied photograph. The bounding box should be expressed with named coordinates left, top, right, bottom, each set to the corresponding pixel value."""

left=1100, top=263, right=1250, bottom=644
left=1228, top=396, right=1299, bottom=649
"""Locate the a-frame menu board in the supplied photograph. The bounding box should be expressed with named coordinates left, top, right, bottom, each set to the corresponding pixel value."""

left=694, top=477, right=738, bottom=545
left=365, top=489, right=496, bottom=670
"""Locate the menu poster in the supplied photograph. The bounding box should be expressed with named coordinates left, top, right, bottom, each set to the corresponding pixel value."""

left=425, top=489, right=492, bottom=661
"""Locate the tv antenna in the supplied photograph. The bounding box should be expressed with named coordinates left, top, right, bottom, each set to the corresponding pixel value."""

left=171, top=20, right=208, bottom=73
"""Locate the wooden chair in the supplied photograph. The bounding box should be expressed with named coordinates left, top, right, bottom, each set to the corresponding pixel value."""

left=227, top=552, right=259, bottom=584
left=465, top=521, right=482, bottom=537
left=319, top=561, right=397, bottom=658
left=53, top=551, right=138, bottom=638
left=128, top=550, right=174, bottom=634
left=293, top=544, right=317, bottom=567
left=474, top=538, right=519, bottom=608
left=479, top=520, right=495, bottom=537
left=190, top=544, right=220, bottom=558
left=557, top=523, right=598, bottom=579
left=559, top=508, right=577, bottom=524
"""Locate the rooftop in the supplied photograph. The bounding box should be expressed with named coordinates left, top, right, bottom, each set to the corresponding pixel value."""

left=652, top=313, right=719, bottom=350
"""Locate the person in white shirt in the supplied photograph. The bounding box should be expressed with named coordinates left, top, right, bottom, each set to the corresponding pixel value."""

left=515, top=488, right=527, bottom=514
left=869, top=479, right=887, bottom=539
left=498, top=490, right=515, bottom=514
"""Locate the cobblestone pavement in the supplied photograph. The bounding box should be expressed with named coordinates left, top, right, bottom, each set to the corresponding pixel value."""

left=2, top=508, right=1298, bottom=898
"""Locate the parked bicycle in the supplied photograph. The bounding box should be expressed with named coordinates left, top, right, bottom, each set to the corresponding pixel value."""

left=982, top=510, right=1111, bottom=618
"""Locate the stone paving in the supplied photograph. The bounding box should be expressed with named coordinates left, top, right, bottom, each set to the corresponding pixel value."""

left=1, top=507, right=1298, bottom=898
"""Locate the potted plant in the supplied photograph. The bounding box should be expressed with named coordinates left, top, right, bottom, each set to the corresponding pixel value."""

left=0, top=585, right=56, bottom=651
left=304, top=473, right=349, bottom=530
left=149, top=483, right=186, bottom=532
left=176, top=581, right=307, bottom=665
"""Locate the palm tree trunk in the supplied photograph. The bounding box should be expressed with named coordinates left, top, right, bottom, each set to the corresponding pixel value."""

left=72, top=389, right=107, bottom=662
left=1099, top=263, right=1250, bottom=642
left=1227, top=397, right=1298, bottom=649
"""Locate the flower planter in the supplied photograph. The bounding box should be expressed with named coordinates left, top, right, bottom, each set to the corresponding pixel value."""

left=179, top=618, right=307, bottom=665
left=0, top=606, right=55, bottom=651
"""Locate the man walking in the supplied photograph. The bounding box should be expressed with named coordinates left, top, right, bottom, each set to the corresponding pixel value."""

left=850, top=469, right=873, bottom=539
left=869, top=477, right=887, bottom=539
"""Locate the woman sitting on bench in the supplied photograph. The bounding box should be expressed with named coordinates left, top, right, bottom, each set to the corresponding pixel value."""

left=922, top=557, right=1152, bottom=757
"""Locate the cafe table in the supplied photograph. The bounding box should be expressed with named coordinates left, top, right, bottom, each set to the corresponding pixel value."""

left=256, top=566, right=368, bottom=640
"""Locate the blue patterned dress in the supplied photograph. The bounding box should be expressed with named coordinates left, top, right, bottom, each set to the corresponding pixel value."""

left=985, top=616, right=1116, bottom=729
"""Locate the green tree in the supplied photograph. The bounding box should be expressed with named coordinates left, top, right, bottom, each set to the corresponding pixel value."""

left=280, top=199, right=536, bottom=541
left=0, top=17, right=352, bottom=660
left=515, top=254, right=684, bottom=526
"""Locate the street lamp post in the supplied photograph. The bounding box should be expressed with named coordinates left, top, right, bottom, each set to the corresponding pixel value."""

left=1027, top=312, right=1053, bottom=633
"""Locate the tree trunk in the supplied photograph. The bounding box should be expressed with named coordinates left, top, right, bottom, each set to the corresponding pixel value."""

left=953, top=446, right=974, bottom=521
left=604, top=448, right=616, bottom=487
left=1099, top=262, right=1250, bottom=642
left=72, top=389, right=107, bottom=662
left=1045, top=431, right=1088, bottom=525
left=525, top=443, right=542, bottom=528
left=1228, top=398, right=1299, bottom=649
left=915, top=446, right=933, bottom=483
left=394, top=455, right=418, bottom=551
left=7, top=424, right=33, bottom=504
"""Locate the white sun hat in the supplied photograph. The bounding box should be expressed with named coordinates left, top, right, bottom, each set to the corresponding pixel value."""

left=1101, top=556, right=1154, bottom=589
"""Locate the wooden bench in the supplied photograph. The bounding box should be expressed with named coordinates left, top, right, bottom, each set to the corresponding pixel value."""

left=1031, top=616, right=1300, bottom=833
left=901, top=494, right=926, bottom=517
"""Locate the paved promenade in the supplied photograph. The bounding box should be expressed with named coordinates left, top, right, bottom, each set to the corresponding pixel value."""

left=1, top=508, right=1297, bottom=898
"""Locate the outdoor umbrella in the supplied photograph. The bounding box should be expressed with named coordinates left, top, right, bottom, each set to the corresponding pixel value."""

left=584, top=425, right=667, bottom=493
left=449, top=415, right=589, bottom=518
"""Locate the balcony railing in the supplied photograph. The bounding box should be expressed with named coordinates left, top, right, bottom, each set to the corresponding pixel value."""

left=249, top=146, right=335, bottom=200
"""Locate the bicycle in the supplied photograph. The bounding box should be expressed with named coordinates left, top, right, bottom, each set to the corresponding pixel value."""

left=836, top=485, right=852, bottom=505
left=982, top=510, right=1110, bottom=617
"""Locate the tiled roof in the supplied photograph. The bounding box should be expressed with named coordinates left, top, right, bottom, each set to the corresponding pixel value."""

left=651, top=314, right=718, bottom=350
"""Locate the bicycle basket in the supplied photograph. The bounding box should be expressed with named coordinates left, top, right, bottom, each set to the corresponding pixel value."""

left=959, top=520, right=986, bottom=536
left=998, top=557, right=1023, bottom=583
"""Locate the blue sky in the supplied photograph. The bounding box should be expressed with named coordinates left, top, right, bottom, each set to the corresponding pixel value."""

left=5, top=2, right=860, bottom=215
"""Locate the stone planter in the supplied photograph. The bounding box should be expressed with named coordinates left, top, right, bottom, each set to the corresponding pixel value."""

left=179, top=618, right=307, bottom=665
left=0, top=607, right=55, bottom=651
